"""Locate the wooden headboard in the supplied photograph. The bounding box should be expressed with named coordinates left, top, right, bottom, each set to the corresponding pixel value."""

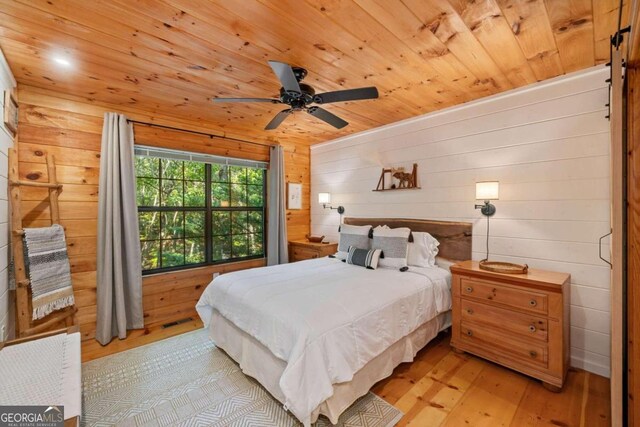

left=343, top=217, right=472, bottom=262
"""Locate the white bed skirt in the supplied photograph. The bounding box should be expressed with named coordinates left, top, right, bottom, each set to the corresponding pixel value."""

left=208, top=310, right=451, bottom=424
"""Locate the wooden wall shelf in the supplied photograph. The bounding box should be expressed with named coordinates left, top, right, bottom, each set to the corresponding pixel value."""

left=372, top=187, right=421, bottom=192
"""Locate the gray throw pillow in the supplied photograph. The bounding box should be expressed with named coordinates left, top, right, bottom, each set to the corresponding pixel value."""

left=346, top=246, right=382, bottom=270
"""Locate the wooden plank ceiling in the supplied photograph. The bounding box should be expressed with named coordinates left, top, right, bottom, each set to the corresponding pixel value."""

left=0, top=0, right=630, bottom=145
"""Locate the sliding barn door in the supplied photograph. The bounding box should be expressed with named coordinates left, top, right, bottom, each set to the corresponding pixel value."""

left=628, top=66, right=640, bottom=427
left=610, top=49, right=625, bottom=427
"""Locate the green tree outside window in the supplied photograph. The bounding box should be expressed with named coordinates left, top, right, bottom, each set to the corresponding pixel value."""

left=135, top=155, right=266, bottom=273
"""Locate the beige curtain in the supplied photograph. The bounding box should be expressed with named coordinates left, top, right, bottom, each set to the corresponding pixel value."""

left=96, top=113, right=143, bottom=345
left=267, top=145, right=288, bottom=265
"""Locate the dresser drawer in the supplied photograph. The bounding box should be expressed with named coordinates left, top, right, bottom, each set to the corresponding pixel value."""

left=458, top=277, right=548, bottom=315
left=460, top=322, right=548, bottom=369
left=460, top=299, right=548, bottom=342
left=290, top=246, right=320, bottom=261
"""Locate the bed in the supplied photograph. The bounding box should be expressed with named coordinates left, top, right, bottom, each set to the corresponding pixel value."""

left=196, top=218, right=472, bottom=426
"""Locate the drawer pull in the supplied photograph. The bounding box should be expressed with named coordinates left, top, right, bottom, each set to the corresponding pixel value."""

left=466, top=330, right=473, bottom=337
left=529, top=324, right=537, bottom=333
left=529, top=350, right=538, bottom=358
left=466, top=308, right=474, bottom=315
left=465, top=286, right=473, bottom=293
left=529, top=299, right=537, bottom=307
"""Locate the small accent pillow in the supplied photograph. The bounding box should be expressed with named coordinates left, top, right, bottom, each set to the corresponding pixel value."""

left=346, top=246, right=382, bottom=269
left=335, top=224, right=372, bottom=260
left=373, top=226, right=411, bottom=269
left=408, top=232, right=440, bottom=267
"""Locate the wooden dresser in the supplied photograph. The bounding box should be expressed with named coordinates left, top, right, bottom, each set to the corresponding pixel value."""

left=288, top=240, right=338, bottom=262
left=450, top=260, right=570, bottom=391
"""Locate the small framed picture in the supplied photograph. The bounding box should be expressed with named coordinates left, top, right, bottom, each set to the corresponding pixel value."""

left=287, top=182, right=302, bottom=210
left=3, top=89, right=18, bottom=137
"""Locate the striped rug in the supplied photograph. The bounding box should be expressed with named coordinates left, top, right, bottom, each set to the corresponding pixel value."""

left=82, top=329, right=403, bottom=427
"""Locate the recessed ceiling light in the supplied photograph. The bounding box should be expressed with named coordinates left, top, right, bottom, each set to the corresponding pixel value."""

left=53, top=57, right=71, bottom=67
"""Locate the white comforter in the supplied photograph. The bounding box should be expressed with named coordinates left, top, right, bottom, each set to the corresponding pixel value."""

left=196, top=257, right=451, bottom=426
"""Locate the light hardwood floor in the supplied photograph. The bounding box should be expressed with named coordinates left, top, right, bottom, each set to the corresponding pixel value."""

left=82, top=324, right=610, bottom=426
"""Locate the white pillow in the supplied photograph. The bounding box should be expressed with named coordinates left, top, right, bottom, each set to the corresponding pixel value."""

left=335, top=224, right=371, bottom=260
left=408, top=232, right=440, bottom=267
left=373, top=226, right=411, bottom=269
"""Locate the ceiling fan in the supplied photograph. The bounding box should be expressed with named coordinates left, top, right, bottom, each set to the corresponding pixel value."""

left=212, top=60, right=379, bottom=130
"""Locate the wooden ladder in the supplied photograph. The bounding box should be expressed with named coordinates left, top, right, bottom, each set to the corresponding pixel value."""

left=9, top=146, right=76, bottom=338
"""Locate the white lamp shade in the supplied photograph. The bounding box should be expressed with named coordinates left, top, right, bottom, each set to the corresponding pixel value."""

left=318, top=192, right=331, bottom=204
left=476, top=181, right=499, bottom=200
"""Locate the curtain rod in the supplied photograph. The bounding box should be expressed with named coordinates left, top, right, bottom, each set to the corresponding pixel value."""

left=126, top=119, right=272, bottom=149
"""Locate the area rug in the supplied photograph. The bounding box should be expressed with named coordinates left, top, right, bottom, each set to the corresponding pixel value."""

left=82, top=329, right=403, bottom=427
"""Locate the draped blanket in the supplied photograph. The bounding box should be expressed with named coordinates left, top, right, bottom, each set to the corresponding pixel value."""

left=24, top=224, right=74, bottom=319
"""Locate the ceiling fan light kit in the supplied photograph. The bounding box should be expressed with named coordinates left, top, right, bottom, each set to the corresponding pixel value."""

left=212, top=60, right=379, bottom=130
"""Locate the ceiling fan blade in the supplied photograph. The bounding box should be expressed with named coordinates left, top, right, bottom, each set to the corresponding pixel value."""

left=265, top=109, right=293, bottom=130
left=212, top=97, right=281, bottom=103
left=307, top=106, right=348, bottom=129
left=314, top=86, right=379, bottom=104
left=268, top=60, right=301, bottom=93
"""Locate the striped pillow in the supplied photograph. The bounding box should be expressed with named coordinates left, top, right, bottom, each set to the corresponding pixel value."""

left=373, top=226, right=411, bottom=269
left=335, top=224, right=372, bottom=260
left=346, top=246, right=382, bottom=270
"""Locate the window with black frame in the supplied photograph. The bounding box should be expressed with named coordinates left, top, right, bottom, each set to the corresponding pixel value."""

left=135, top=150, right=266, bottom=274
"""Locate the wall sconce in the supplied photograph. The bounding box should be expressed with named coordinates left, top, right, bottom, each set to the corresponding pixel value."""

left=475, top=181, right=499, bottom=262
left=474, top=181, right=499, bottom=216
left=318, top=192, right=345, bottom=214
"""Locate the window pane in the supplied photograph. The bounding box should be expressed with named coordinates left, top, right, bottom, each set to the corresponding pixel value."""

left=247, top=168, right=263, bottom=185
left=232, top=234, right=248, bottom=257
left=161, top=239, right=185, bottom=267
left=138, top=212, right=160, bottom=240
left=185, top=211, right=205, bottom=238
left=230, top=184, right=246, bottom=207
left=212, top=211, right=231, bottom=236
left=185, top=238, right=205, bottom=264
left=162, top=159, right=183, bottom=180
left=135, top=157, right=159, bottom=178
left=136, top=178, right=159, bottom=206
left=211, top=164, right=229, bottom=182
left=212, top=236, right=231, bottom=261
left=136, top=154, right=266, bottom=272
left=141, top=240, right=160, bottom=270
left=231, top=211, right=248, bottom=235
left=161, top=211, right=183, bottom=239
left=248, top=211, right=263, bottom=234
left=161, top=179, right=183, bottom=206
left=184, top=181, right=205, bottom=207
left=247, top=185, right=263, bottom=207
left=248, top=234, right=263, bottom=256
left=184, top=161, right=205, bottom=181
left=211, top=182, right=230, bottom=207
left=230, top=166, right=247, bottom=183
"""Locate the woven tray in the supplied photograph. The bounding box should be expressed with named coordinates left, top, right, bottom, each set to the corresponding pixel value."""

left=479, top=260, right=529, bottom=274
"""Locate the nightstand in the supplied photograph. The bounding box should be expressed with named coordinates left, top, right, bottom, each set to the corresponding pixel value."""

left=288, top=240, right=338, bottom=262
left=450, top=260, right=570, bottom=391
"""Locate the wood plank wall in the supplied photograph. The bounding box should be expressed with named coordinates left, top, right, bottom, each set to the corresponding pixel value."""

left=15, top=84, right=310, bottom=342
left=311, top=67, right=613, bottom=377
